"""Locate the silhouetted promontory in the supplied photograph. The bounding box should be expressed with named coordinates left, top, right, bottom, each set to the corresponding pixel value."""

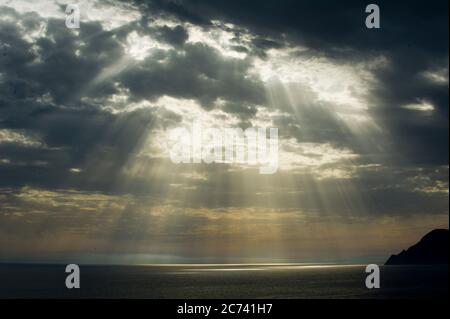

left=385, top=229, right=449, bottom=265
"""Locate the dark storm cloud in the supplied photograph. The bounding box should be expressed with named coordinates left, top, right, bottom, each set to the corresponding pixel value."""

left=133, top=0, right=448, bottom=216
left=0, top=5, right=178, bottom=190
left=138, top=0, right=449, bottom=166
left=139, top=0, right=448, bottom=57
left=0, top=0, right=447, bottom=264
left=368, top=60, right=449, bottom=166
left=156, top=25, right=188, bottom=46
left=0, top=4, right=267, bottom=113
left=0, top=1, right=447, bottom=218
left=0, top=14, right=121, bottom=105
left=119, top=42, right=266, bottom=107
left=0, top=103, right=161, bottom=190
left=0, top=6, right=180, bottom=191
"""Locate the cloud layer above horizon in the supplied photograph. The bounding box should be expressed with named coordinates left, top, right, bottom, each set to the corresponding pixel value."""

left=0, top=0, right=448, bottom=263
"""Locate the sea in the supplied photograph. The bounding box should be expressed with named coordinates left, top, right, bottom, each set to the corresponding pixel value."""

left=0, top=264, right=447, bottom=299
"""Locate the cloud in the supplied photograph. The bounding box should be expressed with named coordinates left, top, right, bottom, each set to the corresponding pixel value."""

left=139, top=0, right=449, bottom=164
left=0, top=0, right=447, bottom=260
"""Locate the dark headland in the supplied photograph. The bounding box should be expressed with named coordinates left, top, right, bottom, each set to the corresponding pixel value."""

left=385, top=229, right=449, bottom=265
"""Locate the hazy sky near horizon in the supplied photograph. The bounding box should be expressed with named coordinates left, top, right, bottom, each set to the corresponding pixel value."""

left=0, top=0, right=448, bottom=263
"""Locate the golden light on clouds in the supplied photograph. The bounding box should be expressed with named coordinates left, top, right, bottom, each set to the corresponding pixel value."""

left=0, top=0, right=447, bottom=264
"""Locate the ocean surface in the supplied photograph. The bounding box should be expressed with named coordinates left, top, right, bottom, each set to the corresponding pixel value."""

left=0, top=264, right=447, bottom=298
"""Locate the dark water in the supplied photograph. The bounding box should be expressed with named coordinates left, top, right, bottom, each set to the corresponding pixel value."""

left=0, top=264, right=447, bottom=299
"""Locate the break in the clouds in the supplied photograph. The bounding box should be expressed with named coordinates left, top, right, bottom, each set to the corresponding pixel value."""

left=0, top=0, right=448, bottom=263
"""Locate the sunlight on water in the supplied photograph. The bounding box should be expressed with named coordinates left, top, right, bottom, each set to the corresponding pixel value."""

left=136, top=263, right=367, bottom=273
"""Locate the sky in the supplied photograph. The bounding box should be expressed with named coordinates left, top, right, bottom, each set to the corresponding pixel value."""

left=0, top=0, right=448, bottom=264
